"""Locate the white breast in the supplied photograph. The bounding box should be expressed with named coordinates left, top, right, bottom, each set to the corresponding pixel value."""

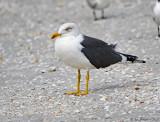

left=55, top=34, right=96, bottom=69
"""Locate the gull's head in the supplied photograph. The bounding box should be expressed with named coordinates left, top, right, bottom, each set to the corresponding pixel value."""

left=51, top=23, right=79, bottom=39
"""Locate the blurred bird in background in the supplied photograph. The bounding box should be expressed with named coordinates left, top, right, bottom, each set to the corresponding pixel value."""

left=86, top=0, right=110, bottom=20
left=153, top=0, right=160, bottom=37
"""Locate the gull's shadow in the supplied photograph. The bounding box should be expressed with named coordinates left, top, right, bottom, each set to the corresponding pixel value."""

left=94, top=13, right=127, bottom=21
left=91, top=83, right=126, bottom=93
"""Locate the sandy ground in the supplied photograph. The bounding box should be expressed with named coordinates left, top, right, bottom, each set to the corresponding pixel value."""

left=0, top=0, right=160, bottom=121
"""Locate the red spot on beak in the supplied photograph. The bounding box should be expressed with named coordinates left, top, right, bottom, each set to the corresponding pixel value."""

left=51, top=32, right=62, bottom=39
left=51, top=36, right=55, bottom=39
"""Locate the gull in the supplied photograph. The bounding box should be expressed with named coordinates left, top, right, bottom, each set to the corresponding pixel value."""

left=153, top=0, right=160, bottom=37
left=86, top=0, right=110, bottom=20
left=50, top=23, right=145, bottom=96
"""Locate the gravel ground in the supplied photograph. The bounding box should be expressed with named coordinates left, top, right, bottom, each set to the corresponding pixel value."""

left=0, top=0, right=160, bottom=122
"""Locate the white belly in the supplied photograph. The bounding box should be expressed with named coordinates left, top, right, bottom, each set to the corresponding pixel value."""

left=154, top=3, right=160, bottom=25
left=95, top=0, right=110, bottom=10
left=87, top=0, right=110, bottom=10
left=55, top=35, right=96, bottom=69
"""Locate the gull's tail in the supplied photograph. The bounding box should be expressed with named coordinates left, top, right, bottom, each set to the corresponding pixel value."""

left=120, top=53, right=146, bottom=63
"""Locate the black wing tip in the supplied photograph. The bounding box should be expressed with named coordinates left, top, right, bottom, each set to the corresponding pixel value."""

left=134, top=60, right=146, bottom=63
left=142, top=60, right=146, bottom=63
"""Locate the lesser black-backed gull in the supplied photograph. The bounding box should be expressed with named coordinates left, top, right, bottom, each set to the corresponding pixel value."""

left=86, top=0, right=110, bottom=20
left=153, top=0, right=160, bottom=37
left=50, top=23, right=145, bottom=96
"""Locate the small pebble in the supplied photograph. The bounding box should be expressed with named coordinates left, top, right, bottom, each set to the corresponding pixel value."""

left=48, top=66, right=57, bottom=72
left=100, top=96, right=108, bottom=101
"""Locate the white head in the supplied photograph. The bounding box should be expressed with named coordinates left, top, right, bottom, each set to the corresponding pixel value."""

left=51, top=23, right=80, bottom=39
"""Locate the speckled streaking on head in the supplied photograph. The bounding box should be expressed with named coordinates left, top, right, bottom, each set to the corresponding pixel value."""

left=153, top=0, right=160, bottom=37
left=86, top=0, right=110, bottom=20
left=50, top=23, right=145, bottom=96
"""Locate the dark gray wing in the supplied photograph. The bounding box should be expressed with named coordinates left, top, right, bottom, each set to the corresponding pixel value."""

left=81, top=35, right=122, bottom=69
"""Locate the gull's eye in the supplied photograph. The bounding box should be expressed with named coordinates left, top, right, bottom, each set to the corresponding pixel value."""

left=65, top=27, right=72, bottom=31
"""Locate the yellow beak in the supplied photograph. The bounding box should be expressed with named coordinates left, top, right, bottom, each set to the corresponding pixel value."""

left=50, top=32, right=62, bottom=39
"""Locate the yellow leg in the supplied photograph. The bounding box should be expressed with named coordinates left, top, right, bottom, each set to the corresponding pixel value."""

left=76, top=71, right=89, bottom=96
left=65, top=69, right=81, bottom=95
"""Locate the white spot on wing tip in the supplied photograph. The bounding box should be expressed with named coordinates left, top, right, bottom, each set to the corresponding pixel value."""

left=120, top=54, right=127, bottom=62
